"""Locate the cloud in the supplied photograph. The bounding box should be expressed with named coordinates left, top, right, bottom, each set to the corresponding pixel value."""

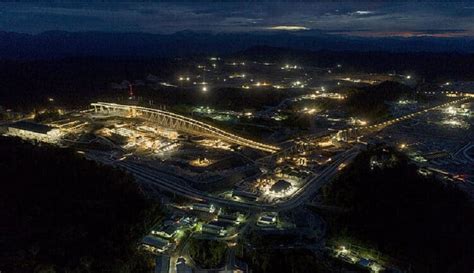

left=331, top=29, right=474, bottom=38
left=352, top=10, right=374, bottom=15
left=267, top=25, right=310, bottom=31
left=0, top=2, right=472, bottom=38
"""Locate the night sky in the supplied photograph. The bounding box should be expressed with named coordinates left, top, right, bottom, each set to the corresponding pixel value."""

left=1, top=2, right=473, bottom=38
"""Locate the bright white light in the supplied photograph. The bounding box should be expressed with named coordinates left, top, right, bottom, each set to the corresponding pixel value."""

left=267, top=25, right=309, bottom=31
left=446, top=106, right=456, bottom=114
left=202, top=86, right=208, bottom=92
left=354, top=10, right=373, bottom=15
left=406, top=75, right=411, bottom=79
left=341, top=246, right=348, bottom=254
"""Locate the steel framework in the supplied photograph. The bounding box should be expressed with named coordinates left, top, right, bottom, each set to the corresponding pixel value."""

left=91, top=102, right=279, bottom=153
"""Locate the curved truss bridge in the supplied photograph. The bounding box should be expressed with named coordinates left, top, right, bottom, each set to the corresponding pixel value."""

left=91, top=102, right=279, bottom=153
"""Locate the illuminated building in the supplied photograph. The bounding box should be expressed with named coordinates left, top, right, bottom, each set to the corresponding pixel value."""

left=190, top=157, right=212, bottom=167
left=151, top=225, right=179, bottom=239
left=217, top=213, right=241, bottom=225
left=141, top=235, right=173, bottom=253
left=190, top=203, right=216, bottom=213
left=5, top=121, right=61, bottom=143
left=201, top=223, right=227, bottom=236
left=257, top=213, right=277, bottom=226
left=270, top=180, right=292, bottom=194
left=232, top=190, right=258, bottom=201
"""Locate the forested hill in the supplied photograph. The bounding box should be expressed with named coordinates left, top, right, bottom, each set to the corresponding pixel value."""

left=0, top=136, right=162, bottom=273
left=322, top=145, right=474, bottom=273
left=344, top=81, right=415, bottom=121
left=232, top=46, right=474, bottom=81
left=1, top=31, right=473, bottom=60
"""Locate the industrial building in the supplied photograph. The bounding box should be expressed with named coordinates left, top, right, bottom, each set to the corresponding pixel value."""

left=217, top=213, right=241, bottom=225
left=201, top=223, right=227, bottom=236
left=232, top=190, right=258, bottom=201
left=191, top=203, right=216, bottom=214
left=155, top=255, right=170, bottom=273
left=176, top=257, right=193, bottom=273
left=257, top=213, right=277, bottom=226
left=141, top=235, right=173, bottom=253
left=270, top=180, right=292, bottom=194
left=4, top=121, right=61, bottom=143
left=151, top=224, right=179, bottom=239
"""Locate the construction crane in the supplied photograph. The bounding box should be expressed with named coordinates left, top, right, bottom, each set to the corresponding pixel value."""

left=128, top=82, right=137, bottom=99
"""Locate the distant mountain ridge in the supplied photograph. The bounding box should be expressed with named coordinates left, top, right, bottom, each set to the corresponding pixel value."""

left=0, top=30, right=473, bottom=59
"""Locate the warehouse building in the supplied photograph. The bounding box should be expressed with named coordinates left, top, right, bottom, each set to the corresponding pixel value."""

left=4, top=121, right=61, bottom=143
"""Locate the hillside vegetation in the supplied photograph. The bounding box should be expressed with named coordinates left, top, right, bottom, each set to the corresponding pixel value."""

left=0, top=136, right=162, bottom=273
left=322, top=145, right=474, bottom=273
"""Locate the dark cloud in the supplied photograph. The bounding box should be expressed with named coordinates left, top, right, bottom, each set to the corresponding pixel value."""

left=0, top=2, right=472, bottom=37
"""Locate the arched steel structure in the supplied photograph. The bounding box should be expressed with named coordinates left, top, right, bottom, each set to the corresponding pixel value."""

left=91, top=102, right=279, bottom=153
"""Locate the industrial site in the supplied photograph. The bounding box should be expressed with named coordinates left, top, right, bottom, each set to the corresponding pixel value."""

left=2, top=52, right=473, bottom=273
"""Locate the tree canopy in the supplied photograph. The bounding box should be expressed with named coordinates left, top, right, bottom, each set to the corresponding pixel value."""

left=188, top=238, right=227, bottom=269
left=322, top=145, right=474, bottom=273
left=0, top=136, right=162, bottom=273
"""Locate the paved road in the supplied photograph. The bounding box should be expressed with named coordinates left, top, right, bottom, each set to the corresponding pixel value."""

left=100, top=147, right=359, bottom=212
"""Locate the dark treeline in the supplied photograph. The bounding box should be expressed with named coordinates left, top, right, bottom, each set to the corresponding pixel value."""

left=142, top=87, right=303, bottom=112
left=240, top=231, right=365, bottom=273
left=0, top=136, right=162, bottom=273
left=188, top=238, right=227, bottom=269
left=321, top=145, right=474, bottom=273
left=0, top=57, right=305, bottom=112
left=244, top=249, right=367, bottom=273
left=344, top=81, right=416, bottom=120
left=2, top=47, right=474, bottom=111
left=234, top=46, right=474, bottom=82
left=0, top=57, right=176, bottom=110
left=1, top=31, right=473, bottom=60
